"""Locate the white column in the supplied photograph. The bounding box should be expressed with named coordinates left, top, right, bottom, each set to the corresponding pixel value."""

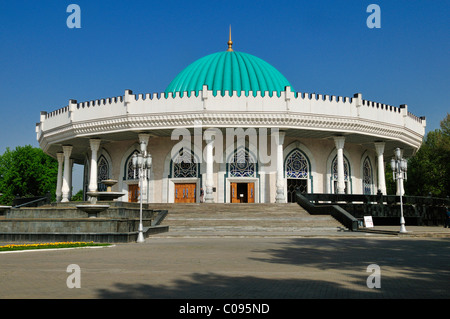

left=68, top=159, right=74, bottom=199
left=334, top=136, right=346, bottom=194
left=374, top=142, right=387, bottom=195
left=61, top=145, right=73, bottom=202
left=204, top=135, right=214, bottom=203
left=88, top=139, right=101, bottom=193
left=55, top=152, right=64, bottom=202
left=275, top=131, right=286, bottom=203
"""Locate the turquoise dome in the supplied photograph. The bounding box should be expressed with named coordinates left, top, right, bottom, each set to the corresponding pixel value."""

left=165, top=50, right=292, bottom=97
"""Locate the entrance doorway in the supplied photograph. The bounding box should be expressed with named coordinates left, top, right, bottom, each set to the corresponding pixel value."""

left=174, top=183, right=196, bottom=203
left=230, top=182, right=255, bottom=203
left=287, top=179, right=307, bottom=203
left=128, top=184, right=139, bottom=203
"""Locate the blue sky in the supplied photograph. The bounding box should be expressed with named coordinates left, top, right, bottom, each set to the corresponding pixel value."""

left=0, top=0, right=449, bottom=191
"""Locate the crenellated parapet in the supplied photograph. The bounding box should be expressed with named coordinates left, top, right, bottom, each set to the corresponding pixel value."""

left=37, top=86, right=426, bottom=153
left=76, top=96, right=123, bottom=109
left=362, top=99, right=401, bottom=113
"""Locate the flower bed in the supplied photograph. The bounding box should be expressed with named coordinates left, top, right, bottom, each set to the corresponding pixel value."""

left=0, top=241, right=111, bottom=251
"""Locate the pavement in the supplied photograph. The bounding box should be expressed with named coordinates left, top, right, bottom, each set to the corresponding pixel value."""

left=0, top=226, right=449, bottom=303
left=152, top=225, right=450, bottom=238
left=357, top=225, right=450, bottom=237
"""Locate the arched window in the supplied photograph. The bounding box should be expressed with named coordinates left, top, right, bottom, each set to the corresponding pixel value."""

left=331, top=156, right=351, bottom=194
left=172, top=148, right=198, bottom=178
left=363, top=157, right=373, bottom=195
left=285, top=149, right=309, bottom=201
left=97, top=155, right=109, bottom=191
left=125, top=150, right=139, bottom=180
left=228, top=148, right=255, bottom=178
left=286, top=149, right=309, bottom=179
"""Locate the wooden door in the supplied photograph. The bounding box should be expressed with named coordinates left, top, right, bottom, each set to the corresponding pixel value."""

left=128, top=184, right=139, bottom=203
left=185, top=183, right=196, bottom=203
left=175, top=183, right=196, bottom=203
left=230, top=182, right=240, bottom=203
left=175, top=183, right=184, bottom=203
left=247, top=182, right=255, bottom=203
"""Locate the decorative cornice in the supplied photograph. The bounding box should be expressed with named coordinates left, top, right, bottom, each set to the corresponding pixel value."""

left=40, top=110, right=424, bottom=150
left=37, top=89, right=426, bottom=156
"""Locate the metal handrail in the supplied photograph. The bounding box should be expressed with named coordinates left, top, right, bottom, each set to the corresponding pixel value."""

left=295, top=192, right=359, bottom=231
left=297, top=192, right=448, bottom=226
left=13, top=196, right=49, bottom=208
left=303, top=193, right=450, bottom=206
left=152, top=210, right=168, bottom=226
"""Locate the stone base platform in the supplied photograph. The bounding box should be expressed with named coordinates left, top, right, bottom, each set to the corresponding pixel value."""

left=0, top=225, right=169, bottom=243
left=0, top=201, right=169, bottom=243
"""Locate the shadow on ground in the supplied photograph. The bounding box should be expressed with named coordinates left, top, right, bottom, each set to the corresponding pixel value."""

left=96, top=272, right=383, bottom=299
left=250, top=238, right=450, bottom=271
left=96, top=238, right=450, bottom=299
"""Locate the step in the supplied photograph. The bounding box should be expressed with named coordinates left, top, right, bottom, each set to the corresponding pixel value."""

left=0, top=202, right=170, bottom=243
left=0, top=225, right=169, bottom=243
left=5, top=204, right=162, bottom=220
left=150, top=203, right=345, bottom=237
left=0, top=218, right=154, bottom=233
left=164, top=217, right=339, bottom=227
left=148, top=204, right=310, bottom=214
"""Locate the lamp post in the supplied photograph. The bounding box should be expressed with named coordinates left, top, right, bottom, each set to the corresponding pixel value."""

left=132, top=144, right=152, bottom=243
left=390, top=147, right=408, bottom=233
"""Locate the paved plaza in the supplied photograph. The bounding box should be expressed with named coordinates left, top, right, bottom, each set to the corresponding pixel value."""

left=0, top=230, right=449, bottom=300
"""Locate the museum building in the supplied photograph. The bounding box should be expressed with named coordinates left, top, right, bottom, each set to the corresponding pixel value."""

left=35, top=34, right=426, bottom=205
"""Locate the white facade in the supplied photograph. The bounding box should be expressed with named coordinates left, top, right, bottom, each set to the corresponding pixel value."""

left=36, top=87, right=426, bottom=203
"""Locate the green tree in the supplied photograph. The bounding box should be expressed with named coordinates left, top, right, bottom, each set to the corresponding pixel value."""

left=440, top=113, right=450, bottom=138
left=438, top=113, right=450, bottom=195
left=405, top=113, right=450, bottom=197
left=0, top=145, right=58, bottom=205
left=385, top=163, right=396, bottom=195
left=71, top=189, right=84, bottom=201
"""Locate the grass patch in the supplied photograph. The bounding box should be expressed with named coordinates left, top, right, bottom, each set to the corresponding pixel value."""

left=0, top=241, right=111, bottom=251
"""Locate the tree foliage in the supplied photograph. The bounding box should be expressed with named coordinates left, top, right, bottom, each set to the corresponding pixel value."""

left=71, top=189, right=84, bottom=201
left=405, top=113, right=450, bottom=197
left=385, top=163, right=396, bottom=195
left=0, top=145, right=58, bottom=205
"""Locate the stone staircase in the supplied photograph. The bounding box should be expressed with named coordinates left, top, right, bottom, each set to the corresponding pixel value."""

left=149, top=203, right=346, bottom=237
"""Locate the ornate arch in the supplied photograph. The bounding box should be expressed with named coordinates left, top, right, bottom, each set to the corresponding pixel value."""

left=219, top=142, right=260, bottom=203
left=326, top=147, right=353, bottom=194
left=285, top=149, right=309, bottom=179
left=162, top=145, right=201, bottom=203
left=227, top=147, right=256, bottom=178
left=118, top=143, right=154, bottom=203
left=170, top=147, right=199, bottom=178
left=283, top=141, right=316, bottom=197
left=123, top=150, right=139, bottom=181
left=284, top=148, right=311, bottom=201
left=362, top=157, right=373, bottom=195
left=331, top=155, right=351, bottom=194
left=97, top=155, right=110, bottom=191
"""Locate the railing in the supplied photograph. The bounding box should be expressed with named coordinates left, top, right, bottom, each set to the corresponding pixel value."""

left=297, top=192, right=449, bottom=227
left=151, top=209, right=169, bottom=226
left=295, top=192, right=359, bottom=231
left=13, top=193, right=51, bottom=208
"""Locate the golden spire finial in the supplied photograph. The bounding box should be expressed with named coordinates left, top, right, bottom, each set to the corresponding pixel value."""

left=227, top=25, right=233, bottom=51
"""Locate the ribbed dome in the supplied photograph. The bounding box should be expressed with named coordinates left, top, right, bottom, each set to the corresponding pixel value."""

left=165, top=51, right=292, bottom=97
